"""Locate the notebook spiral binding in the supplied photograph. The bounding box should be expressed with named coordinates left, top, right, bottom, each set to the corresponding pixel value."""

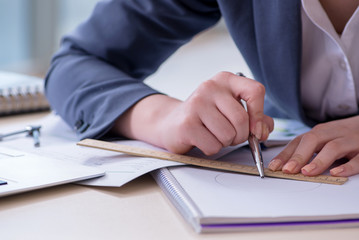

left=0, top=72, right=50, bottom=116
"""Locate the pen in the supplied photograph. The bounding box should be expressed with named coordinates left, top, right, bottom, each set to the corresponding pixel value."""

left=236, top=72, right=265, bottom=178
left=0, top=125, right=41, bottom=147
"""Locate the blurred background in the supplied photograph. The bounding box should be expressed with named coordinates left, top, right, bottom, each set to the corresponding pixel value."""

left=0, top=0, right=98, bottom=76
left=0, top=0, right=250, bottom=100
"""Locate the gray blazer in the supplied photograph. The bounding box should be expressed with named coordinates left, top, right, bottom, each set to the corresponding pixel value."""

left=45, top=0, right=312, bottom=140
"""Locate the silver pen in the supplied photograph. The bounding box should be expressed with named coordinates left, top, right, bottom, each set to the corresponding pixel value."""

left=236, top=72, right=265, bottom=178
left=0, top=125, right=41, bottom=147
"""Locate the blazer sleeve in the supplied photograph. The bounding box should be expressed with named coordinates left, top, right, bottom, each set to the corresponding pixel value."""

left=45, top=0, right=221, bottom=139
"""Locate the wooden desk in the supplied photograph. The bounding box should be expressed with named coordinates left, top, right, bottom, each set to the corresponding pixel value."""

left=0, top=113, right=358, bottom=240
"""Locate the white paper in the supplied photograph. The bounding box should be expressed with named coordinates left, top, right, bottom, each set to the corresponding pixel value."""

left=0, top=113, right=312, bottom=187
left=167, top=146, right=359, bottom=224
left=0, top=114, right=184, bottom=187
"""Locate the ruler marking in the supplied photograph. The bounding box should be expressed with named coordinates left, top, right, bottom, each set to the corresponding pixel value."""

left=77, top=139, right=347, bottom=185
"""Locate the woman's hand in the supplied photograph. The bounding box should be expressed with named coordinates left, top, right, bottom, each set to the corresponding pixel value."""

left=114, top=71, right=274, bottom=156
left=268, top=116, right=359, bottom=177
left=158, top=72, right=274, bottom=155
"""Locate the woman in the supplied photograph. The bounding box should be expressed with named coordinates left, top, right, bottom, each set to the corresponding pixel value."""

left=45, top=0, right=359, bottom=177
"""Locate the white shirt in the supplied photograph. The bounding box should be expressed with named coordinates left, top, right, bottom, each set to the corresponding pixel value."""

left=301, top=0, right=359, bottom=121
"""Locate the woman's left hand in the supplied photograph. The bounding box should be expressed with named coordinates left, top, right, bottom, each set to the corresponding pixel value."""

left=268, top=116, right=359, bottom=177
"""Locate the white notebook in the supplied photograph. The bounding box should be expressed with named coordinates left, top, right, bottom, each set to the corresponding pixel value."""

left=152, top=146, right=359, bottom=233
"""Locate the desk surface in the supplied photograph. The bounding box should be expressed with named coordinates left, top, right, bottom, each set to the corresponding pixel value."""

left=0, top=113, right=359, bottom=240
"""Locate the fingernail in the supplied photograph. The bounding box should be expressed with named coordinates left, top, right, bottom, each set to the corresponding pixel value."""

left=283, top=161, right=297, bottom=173
left=301, top=163, right=317, bottom=175
left=330, top=166, right=345, bottom=176
left=262, top=122, right=269, bottom=140
left=254, top=121, right=262, bottom=139
left=268, top=159, right=282, bottom=171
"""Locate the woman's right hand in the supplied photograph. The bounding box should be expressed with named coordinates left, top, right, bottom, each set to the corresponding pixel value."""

left=113, top=71, right=274, bottom=155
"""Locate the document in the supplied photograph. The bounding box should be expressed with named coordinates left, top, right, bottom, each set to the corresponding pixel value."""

left=0, top=113, right=310, bottom=187
left=0, top=114, right=182, bottom=187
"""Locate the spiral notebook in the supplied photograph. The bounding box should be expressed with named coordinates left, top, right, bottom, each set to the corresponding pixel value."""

left=0, top=71, right=50, bottom=116
left=152, top=146, right=359, bottom=233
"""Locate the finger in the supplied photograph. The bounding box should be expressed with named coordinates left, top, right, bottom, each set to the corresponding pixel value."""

left=308, top=122, right=346, bottom=144
left=281, top=132, right=320, bottom=174
left=213, top=93, right=249, bottom=145
left=261, top=115, right=274, bottom=141
left=197, top=102, right=237, bottom=148
left=302, top=137, right=357, bottom=176
left=268, top=135, right=302, bottom=171
left=187, top=123, right=223, bottom=156
left=330, top=154, right=359, bottom=177
left=263, top=115, right=274, bottom=133
left=234, top=79, right=265, bottom=139
left=212, top=72, right=266, bottom=139
left=167, top=111, right=222, bottom=155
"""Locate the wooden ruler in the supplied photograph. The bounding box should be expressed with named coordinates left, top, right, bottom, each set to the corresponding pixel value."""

left=77, top=139, right=348, bottom=185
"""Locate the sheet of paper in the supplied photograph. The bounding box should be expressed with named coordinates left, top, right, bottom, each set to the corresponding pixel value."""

left=0, top=113, right=254, bottom=187
left=263, top=118, right=311, bottom=146
left=0, top=114, right=185, bottom=187
left=0, top=113, right=312, bottom=187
